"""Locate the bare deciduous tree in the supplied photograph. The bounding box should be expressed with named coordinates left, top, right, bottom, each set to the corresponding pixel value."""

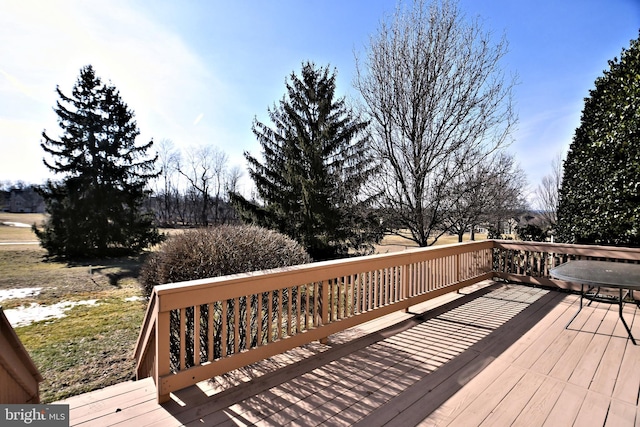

left=178, top=145, right=228, bottom=226
left=535, top=153, right=563, bottom=230
left=442, top=152, right=522, bottom=241
left=225, top=165, right=243, bottom=195
left=354, top=0, right=517, bottom=246
left=154, top=139, right=181, bottom=225
left=483, top=152, right=528, bottom=237
left=443, top=151, right=526, bottom=242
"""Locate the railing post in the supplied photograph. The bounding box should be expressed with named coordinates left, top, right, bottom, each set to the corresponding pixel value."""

left=155, top=299, right=171, bottom=404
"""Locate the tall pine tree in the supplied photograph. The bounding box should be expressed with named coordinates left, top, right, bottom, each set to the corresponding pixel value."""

left=557, top=33, right=640, bottom=246
left=36, top=65, right=162, bottom=258
left=231, top=62, right=382, bottom=260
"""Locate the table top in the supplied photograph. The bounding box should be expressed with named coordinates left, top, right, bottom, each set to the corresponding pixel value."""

left=550, top=260, right=640, bottom=289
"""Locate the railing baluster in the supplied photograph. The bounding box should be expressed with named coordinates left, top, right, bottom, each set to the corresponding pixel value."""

left=369, top=273, right=374, bottom=310
left=277, top=289, right=283, bottom=340
left=221, top=300, right=228, bottom=357
left=360, top=273, right=365, bottom=311
left=233, top=297, right=239, bottom=354
left=268, top=291, right=273, bottom=342
left=357, top=274, right=360, bottom=311
left=179, top=308, right=186, bottom=371
left=320, top=280, right=329, bottom=344
left=194, top=305, right=200, bottom=366
left=257, top=294, right=263, bottom=346
left=304, top=284, right=313, bottom=330
left=296, top=285, right=301, bottom=334
left=373, top=272, right=378, bottom=309
left=208, top=303, right=214, bottom=362
left=246, top=295, right=252, bottom=349
left=402, top=263, right=410, bottom=312
left=383, top=268, right=388, bottom=305
left=287, top=287, right=293, bottom=337
left=338, top=278, right=343, bottom=319
left=313, top=282, right=320, bottom=327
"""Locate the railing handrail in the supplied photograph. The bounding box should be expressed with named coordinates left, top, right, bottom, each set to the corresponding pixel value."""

left=152, top=240, right=493, bottom=312
left=133, top=290, right=158, bottom=378
left=493, top=239, right=640, bottom=260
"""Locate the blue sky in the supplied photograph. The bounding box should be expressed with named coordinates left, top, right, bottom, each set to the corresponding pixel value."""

left=1, top=0, right=639, bottom=205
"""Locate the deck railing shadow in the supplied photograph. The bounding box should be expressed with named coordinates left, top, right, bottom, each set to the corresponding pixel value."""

left=155, top=282, right=561, bottom=425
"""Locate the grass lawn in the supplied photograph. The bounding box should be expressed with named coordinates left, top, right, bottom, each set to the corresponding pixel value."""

left=0, top=212, right=45, bottom=242
left=1, top=213, right=490, bottom=403
left=1, top=246, right=148, bottom=402
left=376, top=230, right=489, bottom=252
left=1, top=214, right=148, bottom=402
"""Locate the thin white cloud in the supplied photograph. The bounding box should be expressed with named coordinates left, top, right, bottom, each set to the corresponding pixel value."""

left=0, top=68, right=36, bottom=100
left=193, top=113, right=204, bottom=126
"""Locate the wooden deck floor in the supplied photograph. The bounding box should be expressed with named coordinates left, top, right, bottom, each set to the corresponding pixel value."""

left=57, top=281, right=640, bottom=426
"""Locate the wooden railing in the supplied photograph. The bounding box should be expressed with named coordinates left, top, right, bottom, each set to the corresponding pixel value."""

left=135, top=239, right=640, bottom=403
left=492, top=240, right=640, bottom=291
left=0, top=307, right=42, bottom=404
left=135, top=240, right=494, bottom=403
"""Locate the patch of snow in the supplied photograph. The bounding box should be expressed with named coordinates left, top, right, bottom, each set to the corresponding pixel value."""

left=124, top=296, right=145, bottom=302
left=0, top=287, right=42, bottom=302
left=2, top=221, right=31, bottom=228
left=3, top=300, right=99, bottom=327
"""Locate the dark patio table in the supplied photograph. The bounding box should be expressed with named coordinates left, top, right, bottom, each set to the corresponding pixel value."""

left=550, top=260, right=640, bottom=345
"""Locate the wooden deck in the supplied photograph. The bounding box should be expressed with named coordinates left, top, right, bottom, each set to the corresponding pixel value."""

left=57, top=281, right=640, bottom=426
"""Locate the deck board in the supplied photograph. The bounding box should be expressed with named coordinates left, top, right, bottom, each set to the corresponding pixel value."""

left=510, top=376, right=566, bottom=427
left=543, top=382, right=587, bottom=426
left=573, top=390, right=611, bottom=426
left=478, top=370, right=547, bottom=427
left=55, top=281, right=640, bottom=426
left=590, top=335, right=627, bottom=396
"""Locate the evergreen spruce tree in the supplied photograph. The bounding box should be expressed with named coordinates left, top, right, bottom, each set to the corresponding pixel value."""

left=557, top=33, right=640, bottom=246
left=231, top=62, right=382, bottom=260
left=36, top=65, right=163, bottom=258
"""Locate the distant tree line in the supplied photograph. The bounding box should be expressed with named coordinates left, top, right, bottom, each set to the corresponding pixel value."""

left=147, top=140, right=242, bottom=227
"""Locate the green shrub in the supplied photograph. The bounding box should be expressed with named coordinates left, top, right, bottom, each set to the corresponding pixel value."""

left=139, top=224, right=311, bottom=297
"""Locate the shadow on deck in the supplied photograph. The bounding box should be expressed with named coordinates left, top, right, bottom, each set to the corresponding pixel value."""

left=60, top=281, right=640, bottom=426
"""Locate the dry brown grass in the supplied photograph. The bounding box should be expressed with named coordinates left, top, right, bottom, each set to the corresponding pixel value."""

left=0, top=212, right=45, bottom=242
left=375, top=231, right=489, bottom=253
left=0, top=216, right=148, bottom=403
left=0, top=212, right=47, bottom=226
